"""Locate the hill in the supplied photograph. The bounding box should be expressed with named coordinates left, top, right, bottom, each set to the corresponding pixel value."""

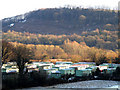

left=2, top=7, right=118, bottom=35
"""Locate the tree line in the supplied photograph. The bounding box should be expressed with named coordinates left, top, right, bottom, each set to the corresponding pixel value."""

left=2, top=39, right=119, bottom=65
left=3, top=29, right=118, bottom=51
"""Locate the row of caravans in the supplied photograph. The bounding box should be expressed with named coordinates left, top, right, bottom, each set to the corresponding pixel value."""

left=2, top=62, right=120, bottom=79
left=2, top=62, right=19, bottom=73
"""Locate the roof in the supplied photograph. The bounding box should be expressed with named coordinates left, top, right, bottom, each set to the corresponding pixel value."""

left=56, top=62, right=72, bottom=64
left=41, top=65, right=51, bottom=66
left=72, top=64, right=89, bottom=66
left=55, top=64, right=70, bottom=67
left=51, top=68, right=58, bottom=70
left=78, top=62, right=95, bottom=64
left=32, top=62, right=54, bottom=65
left=76, top=68, right=92, bottom=71
left=59, top=68, right=74, bottom=71
left=44, top=68, right=58, bottom=71
left=70, top=66, right=80, bottom=68
left=44, top=69, right=51, bottom=71
left=51, top=71, right=61, bottom=74
left=107, top=68, right=116, bottom=70
left=62, top=62, right=72, bottom=63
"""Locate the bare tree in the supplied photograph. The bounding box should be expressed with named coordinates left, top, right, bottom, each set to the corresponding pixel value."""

left=96, top=49, right=107, bottom=65
left=88, top=47, right=97, bottom=62
left=2, top=40, right=14, bottom=64
left=13, top=45, right=33, bottom=78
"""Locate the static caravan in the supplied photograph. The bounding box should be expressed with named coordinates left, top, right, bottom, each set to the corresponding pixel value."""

left=70, top=66, right=86, bottom=70
left=38, top=65, right=52, bottom=70
left=6, top=67, right=19, bottom=73
left=71, top=64, right=89, bottom=70
left=69, top=66, right=78, bottom=70
left=32, top=62, right=42, bottom=66
left=102, top=63, right=113, bottom=68
left=7, top=62, right=17, bottom=66
left=56, top=62, right=72, bottom=65
left=100, top=63, right=109, bottom=67
left=111, top=64, right=120, bottom=68
left=54, top=65, right=70, bottom=70
left=27, top=64, right=37, bottom=72
left=43, top=69, right=52, bottom=75
left=62, top=62, right=73, bottom=65
left=51, top=71, right=61, bottom=79
left=78, top=62, right=96, bottom=66
left=32, top=62, right=54, bottom=68
left=86, top=66, right=97, bottom=72
left=106, top=68, right=116, bottom=74
left=98, top=65, right=108, bottom=71
left=56, top=62, right=63, bottom=65
left=102, top=63, right=120, bottom=68
left=51, top=68, right=59, bottom=72
left=27, top=64, right=37, bottom=68
left=5, top=65, right=12, bottom=69
left=59, top=68, right=75, bottom=75
left=28, top=68, right=39, bottom=72
left=2, top=64, right=8, bottom=68
left=75, top=69, right=92, bottom=77
left=43, top=68, right=59, bottom=75
left=78, top=62, right=95, bottom=64
left=2, top=68, right=6, bottom=74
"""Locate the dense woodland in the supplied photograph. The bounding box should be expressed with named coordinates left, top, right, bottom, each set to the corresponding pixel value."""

left=2, top=30, right=120, bottom=64
left=3, top=29, right=118, bottom=51
left=2, top=7, right=118, bottom=34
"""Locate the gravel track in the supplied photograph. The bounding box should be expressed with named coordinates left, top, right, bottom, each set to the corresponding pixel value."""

left=48, top=80, right=120, bottom=88
left=17, top=80, right=120, bottom=89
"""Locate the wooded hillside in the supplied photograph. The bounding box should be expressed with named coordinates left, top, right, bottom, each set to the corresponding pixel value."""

left=2, top=7, right=118, bottom=34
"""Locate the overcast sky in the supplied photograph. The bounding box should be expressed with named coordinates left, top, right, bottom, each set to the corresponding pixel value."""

left=0, top=0, right=119, bottom=20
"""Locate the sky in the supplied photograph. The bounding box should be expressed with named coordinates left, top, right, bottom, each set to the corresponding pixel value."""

left=0, top=0, right=119, bottom=20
